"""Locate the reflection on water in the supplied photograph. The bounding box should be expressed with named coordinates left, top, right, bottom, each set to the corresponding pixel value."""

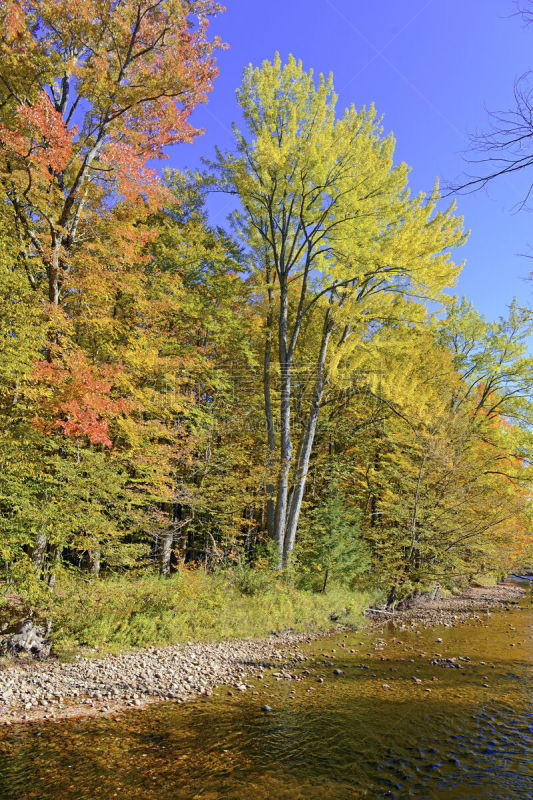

left=0, top=587, right=531, bottom=799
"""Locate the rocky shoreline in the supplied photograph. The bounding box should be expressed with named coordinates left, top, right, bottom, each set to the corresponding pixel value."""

left=0, top=630, right=318, bottom=727
left=0, top=582, right=527, bottom=727
left=366, top=582, right=527, bottom=629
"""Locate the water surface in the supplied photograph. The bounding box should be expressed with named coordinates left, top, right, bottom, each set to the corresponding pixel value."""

left=0, top=588, right=531, bottom=799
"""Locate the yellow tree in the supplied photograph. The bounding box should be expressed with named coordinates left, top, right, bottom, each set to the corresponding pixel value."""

left=333, top=314, right=532, bottom=601
left=215, top=54, right=465, bottom=566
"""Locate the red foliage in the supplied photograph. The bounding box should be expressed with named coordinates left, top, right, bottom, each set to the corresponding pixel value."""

left=32, top=354, right=129, bottom=447
left=0, top=90, right=74, bottom=177
left=0, top=1, right=225, bottom=206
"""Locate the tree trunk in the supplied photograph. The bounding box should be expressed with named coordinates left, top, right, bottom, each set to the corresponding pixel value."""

left=159, top=531, right=173, bottom=576
left=408, top=451, right=428, bottom=563
left=263, top=276, right=276, bottom=540
left=87, top=548, right=101, bottom=577
left=386, top=584, right=397, bottom=610
left=32, top=533, right=48, bottom=573
left=47, top=544, right=61, bottom=592
left=273, top=285, right=292, bottom=567
left=282, top=314, right=332, bottom=565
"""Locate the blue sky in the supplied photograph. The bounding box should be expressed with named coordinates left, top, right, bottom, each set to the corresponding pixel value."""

left=166, top=0, right=533, bottom=323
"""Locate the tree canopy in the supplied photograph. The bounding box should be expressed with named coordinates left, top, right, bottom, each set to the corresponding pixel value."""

left=0, top=30, right=530, bottom=616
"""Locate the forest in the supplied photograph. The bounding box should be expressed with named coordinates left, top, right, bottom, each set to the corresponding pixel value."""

left=0, top=1, right=531, bottom=649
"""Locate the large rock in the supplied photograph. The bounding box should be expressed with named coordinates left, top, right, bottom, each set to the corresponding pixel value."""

left=0, top=618, right=52, bottom=659
left=396, top=583, right=441, bottom=610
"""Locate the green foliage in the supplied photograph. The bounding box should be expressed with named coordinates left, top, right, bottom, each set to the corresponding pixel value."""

left=296, top=487, right=371, bottom=591
left=224, top=560, right=277, bottom=596
left=45, top=570, right=375, bottom=655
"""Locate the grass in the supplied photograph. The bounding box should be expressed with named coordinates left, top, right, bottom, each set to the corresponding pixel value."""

left=46, top=567, right=380, bottom=657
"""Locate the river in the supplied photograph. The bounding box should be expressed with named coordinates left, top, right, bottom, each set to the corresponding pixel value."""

left=0, top=583, right=531, bottom=799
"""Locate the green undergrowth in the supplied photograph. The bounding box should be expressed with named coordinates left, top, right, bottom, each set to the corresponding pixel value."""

left=46, top=568, right=379, bottom=657
left=470, top=571, right=506, bottom=586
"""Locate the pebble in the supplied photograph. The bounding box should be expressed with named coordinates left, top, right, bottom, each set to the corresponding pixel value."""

left=0, top=630, right=318, bottom=724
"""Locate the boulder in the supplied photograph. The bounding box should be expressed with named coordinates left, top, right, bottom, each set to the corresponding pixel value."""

left=396, top=583, right=441, bottom=610
left=0, top=618, right=52, bottom=659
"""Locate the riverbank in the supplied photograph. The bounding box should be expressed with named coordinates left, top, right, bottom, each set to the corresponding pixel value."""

left=366, top=582, right=527, bottom=629
left=16, top=570, right=374, bottom=654
left=0, top=582, right=526, bottom=727
left=0, top=629, right=321, bottom=726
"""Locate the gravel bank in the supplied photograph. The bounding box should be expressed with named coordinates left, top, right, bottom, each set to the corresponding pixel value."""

left=0, top=631, right=317, bottom=726
left=365, top=582, right=527, bottom=629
